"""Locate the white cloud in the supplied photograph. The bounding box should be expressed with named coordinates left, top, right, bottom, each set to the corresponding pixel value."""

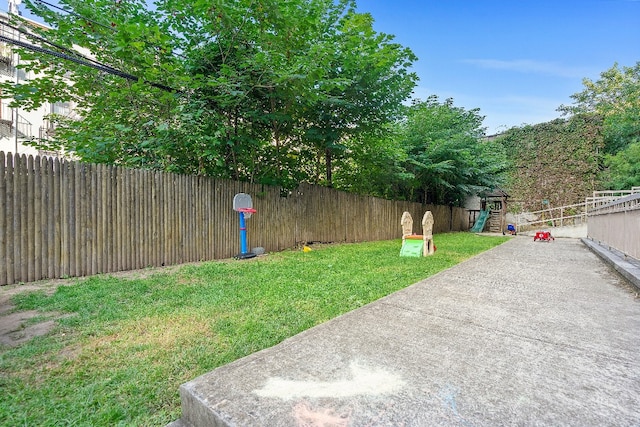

left=462, top=59, right=593, bottom=79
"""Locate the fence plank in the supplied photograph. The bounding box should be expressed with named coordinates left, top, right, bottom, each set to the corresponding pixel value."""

left=5, top=154, right=14, bottom=285
left=107, top=165, right=116, bottom=273
left=65, top=158, right=73, bottom=277
left=17, top=154, right=27, bottom=283
left=51, top=157, right=60, bottom=278
left=33, top=156, right=41, bottom=281
left=92, top=164, right=99, bottom=274
left=78, top=162, right=87, bottom=277
left=41, top=157, right=50, bottom=280
left=115, top=166, right=122, bottom=271
left=0, top=152, right=5, bottom=286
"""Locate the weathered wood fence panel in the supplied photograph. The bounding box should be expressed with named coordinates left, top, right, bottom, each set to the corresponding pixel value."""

left=0, top=152, right=470, bottom=285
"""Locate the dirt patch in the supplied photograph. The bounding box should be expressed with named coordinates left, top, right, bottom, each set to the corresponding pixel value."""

left=0, top=312, right=57, bottom=347
left=0, top=262, right=199, bottom=348
left=0, top=304, right=69, bottom=348
left=0, top=255, right=275, bottom=348
left=0, top=280, right=73, bottom=348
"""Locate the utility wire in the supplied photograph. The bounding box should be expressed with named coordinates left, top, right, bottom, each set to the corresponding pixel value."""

left=32, top=0, right=189, bottom=60
left=2, top=20, right=123, bottom=76
left=34, top=0, right=115, bottom=32
left=0, top=33, right=177, bottom=92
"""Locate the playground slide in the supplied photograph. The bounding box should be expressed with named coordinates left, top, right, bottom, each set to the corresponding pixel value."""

left=470, top=209, right=490, bottom=233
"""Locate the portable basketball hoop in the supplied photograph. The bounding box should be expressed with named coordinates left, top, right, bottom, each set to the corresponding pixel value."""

left=233, top=193, right=257, bottom=259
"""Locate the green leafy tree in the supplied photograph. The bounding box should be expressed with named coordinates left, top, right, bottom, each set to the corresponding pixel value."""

left=300, top=9, right=417, bottom=187
left=330, top=126, right=412, bottom=199
left=6, top=0, right=184, bottom=169
left=4, top=0, right=417, bottom=192
left=559, top=62, right=640, bottom=155
left=602, top=141, right=640, bottom=189
left=397, top=96, right=507, bottom=205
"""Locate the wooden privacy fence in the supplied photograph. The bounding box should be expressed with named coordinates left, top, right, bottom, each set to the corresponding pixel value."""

left=0, top=152, right=470, bottom=286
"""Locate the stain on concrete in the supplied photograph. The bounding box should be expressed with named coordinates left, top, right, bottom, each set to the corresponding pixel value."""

left=292, top=401, right=350, bottom=427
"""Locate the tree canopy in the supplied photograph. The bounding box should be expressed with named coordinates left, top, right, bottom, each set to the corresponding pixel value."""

left=336, top=96, right=509, bottom=205
left=559, top=61, right=640, bottom=155
left=2, top=0, right=524, bottom=205
left=399, top=97, right=507, bottom=205
left=4, top=0, right=418, bottom=191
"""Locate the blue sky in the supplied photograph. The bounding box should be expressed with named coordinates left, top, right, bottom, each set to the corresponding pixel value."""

left=356, top=0, right=640, bottom=134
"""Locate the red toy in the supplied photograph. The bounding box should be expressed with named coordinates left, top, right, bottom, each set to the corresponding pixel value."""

left=533, top=231, right=554, bottom=242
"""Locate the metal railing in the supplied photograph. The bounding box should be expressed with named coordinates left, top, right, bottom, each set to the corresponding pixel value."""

left=0, top=104, right=33, bottom=139
left=588, top=193, right=640, bottom=260
left=586, top=187, right=640, bottom=210
left=515, top=188, right=640, bottom=232
left=514, top=202, right=588, bottom=232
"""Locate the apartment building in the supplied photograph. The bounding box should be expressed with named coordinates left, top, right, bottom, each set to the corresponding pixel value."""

left=0, top=0, right=73, bottom=157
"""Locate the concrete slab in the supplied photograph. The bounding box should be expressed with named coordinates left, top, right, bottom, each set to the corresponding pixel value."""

left=582, top=237, right=640, bottom=292
left=173, top=237, right=640, bottom=426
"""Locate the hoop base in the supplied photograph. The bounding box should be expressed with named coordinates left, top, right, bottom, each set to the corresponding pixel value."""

left=235, top=252, right=257, bottom=260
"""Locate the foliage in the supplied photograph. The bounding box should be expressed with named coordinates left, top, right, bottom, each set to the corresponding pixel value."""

left=4, top=0, right=417, bottom=190
left=298, top=10, right=417, bottom=187
left=7, top=0, right=183, bottom=169
left=0, top=234, right=509, bottom=426
left=395, top=96, right=508, bottom=205
left=559, top=62, right=640, bottom=155
left=496, top=115, right=605, bottom=210
left=330, top=126, right=413, bottom=199
left=602, top=141, right=640, bottom=189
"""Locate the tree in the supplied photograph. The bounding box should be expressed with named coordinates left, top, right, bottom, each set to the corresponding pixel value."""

left=6, top=0, right=184, bottom=169
left=559, top=62, right=640, bottom=155
left=396, top=96, right=507, bottom=205
left=602, top=141, right=640, bottom=190
left=330, top=126, right=412, bottom=199
left=299, top=9, right=417, bottom=187
left=4, top=0, right=417, bottom=192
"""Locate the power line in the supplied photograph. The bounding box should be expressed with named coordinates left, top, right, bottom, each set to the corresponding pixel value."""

left=32, top=0, right=189, bottom=60
left=34, top=0, right=115, bottom=32
left=2, top=20, right=121, bottom=75
left=0, top=32, right=177, bottom=92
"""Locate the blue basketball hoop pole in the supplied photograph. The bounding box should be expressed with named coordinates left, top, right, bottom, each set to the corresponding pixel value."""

left=236, top=207, right=257, bottom=259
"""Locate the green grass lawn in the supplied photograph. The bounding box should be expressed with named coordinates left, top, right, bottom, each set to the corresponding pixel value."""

left=0, top=233, right=509, bottom=426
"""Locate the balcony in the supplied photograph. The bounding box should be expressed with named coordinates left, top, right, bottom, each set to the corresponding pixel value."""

left=0, top=104, right=33, bottom=140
